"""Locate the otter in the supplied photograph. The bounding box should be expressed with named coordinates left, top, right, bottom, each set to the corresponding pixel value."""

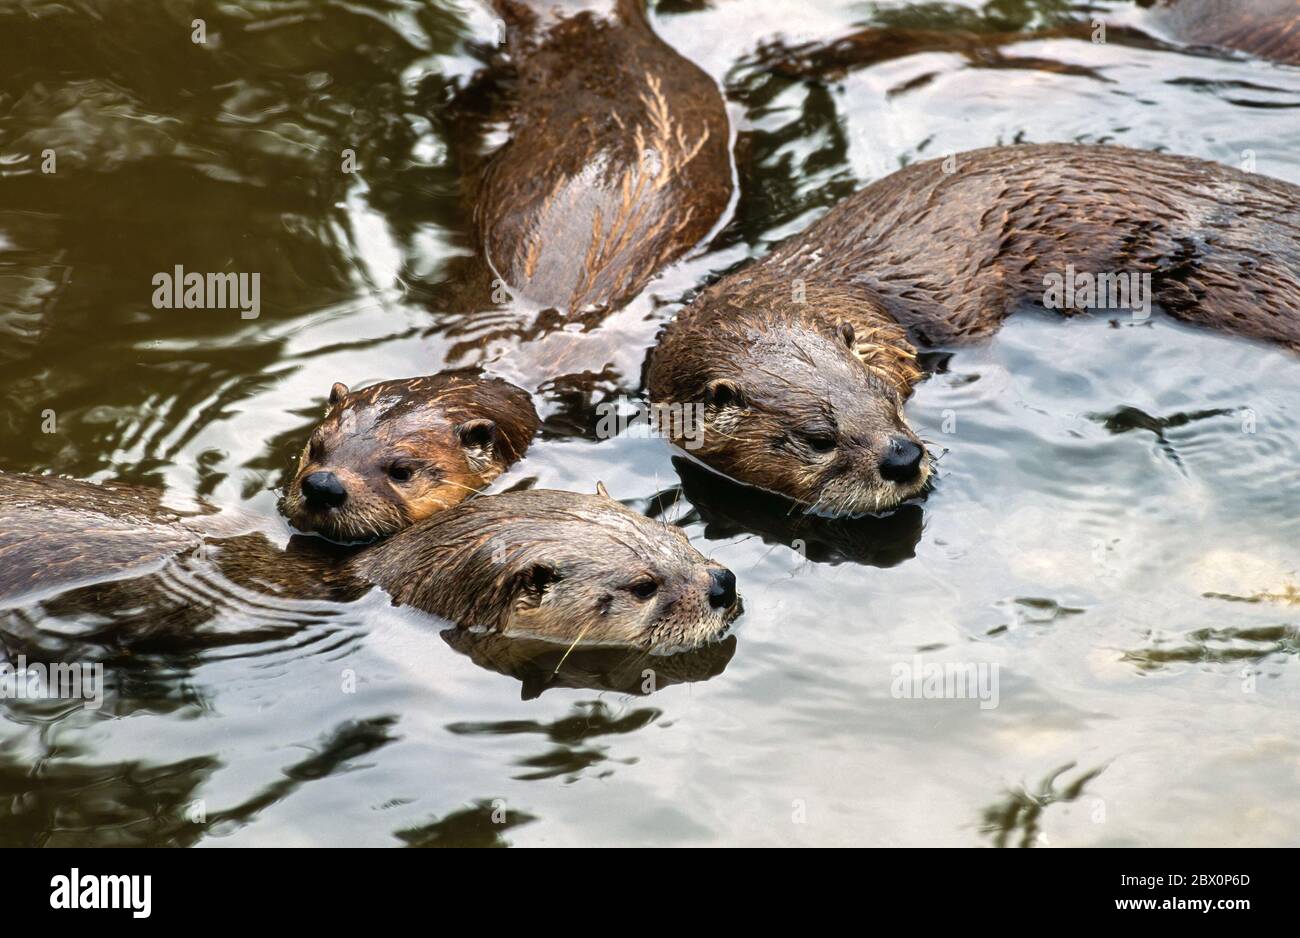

left=419, top=0, right=734, bottom=388
left=0, top=474, right=740, bottom=653
left=1147, top=0, right=1300, bottom=65
left=279, top=371, right=539, bottom=542
left=352, top=483, right=740, bottom=651
left=648, top=143, right=1300, bottom=515
left=476, top=0, right=734, bottom=314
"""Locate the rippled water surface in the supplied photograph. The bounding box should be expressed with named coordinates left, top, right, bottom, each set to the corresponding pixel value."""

left=2, top=0, right=1299, bottom=846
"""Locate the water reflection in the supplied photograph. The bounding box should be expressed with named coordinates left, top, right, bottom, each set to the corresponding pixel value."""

left=0, top=749, right=215, bottom=847
left=659, top=456, right=925, bottom=566
left=396, top=800, right=538, bottom=847
left=2, top=0, right=1300, bottom=846
left=443, top=629, right=736, bottom=699
left=447, top=700, right=662, bottom=782
left=978, top=762, right=1106, bottom=849
left=0, top=531, right=359, bottom=662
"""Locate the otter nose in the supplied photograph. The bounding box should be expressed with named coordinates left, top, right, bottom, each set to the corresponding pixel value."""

left=301, top=471, right=347, bottom=509
left=708, top=568, right=737, bottom=609
left=879, top=437, right=924, bottom=483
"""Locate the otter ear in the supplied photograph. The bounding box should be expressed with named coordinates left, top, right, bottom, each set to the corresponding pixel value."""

left=515, top=562, right=559, bottom=609
left=704, top=378, right=743, bottom=409
left=595, top=481, right=610, bottom=499
left=328, top=382, right=349, bottom=407
left=837, top=321, right=856, bottom=349
left=457, top=418, right=497, bottom=452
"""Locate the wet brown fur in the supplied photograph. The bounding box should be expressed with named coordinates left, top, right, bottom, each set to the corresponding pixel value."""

left=650, top=143, right=1300, bottom=513
left=1150, top=0, right=1300, bottom=65
left=0, top=476, right=740, bottom=652
left=353, top=487, right=739, bottom=650
left=478, top=0, right=733, bottom=312
left=279, top=371, right=539, bottom=542
left=649, top=279, right=931, bottom=515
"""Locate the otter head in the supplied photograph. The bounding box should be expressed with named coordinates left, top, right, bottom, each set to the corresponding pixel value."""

left=647, top=282, right=930, bottom=517
left=279, top=374, right=539, bottom=542
left=354, top=486, right=742, bottom=652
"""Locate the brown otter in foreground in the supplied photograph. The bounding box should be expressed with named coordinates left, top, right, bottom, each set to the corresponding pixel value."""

left=279, top=371, right=538, bottom=542
left=648, top=143, right=1300, bottom=515
left=474, top=0, right=733, bottom=313
left=0, top=474, right=740, bottom=652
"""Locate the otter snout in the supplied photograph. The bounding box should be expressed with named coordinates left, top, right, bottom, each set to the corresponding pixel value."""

left=301, top=471, right=347, bottom=510
left=879, top=436, right=924, bottom=484
left=708, top=567, right=737, bottom=609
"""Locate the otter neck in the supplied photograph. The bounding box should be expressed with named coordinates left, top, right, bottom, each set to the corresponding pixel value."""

left=346, top=527, right=510, bottom=632
left=829, top=287, right=924, bottom=396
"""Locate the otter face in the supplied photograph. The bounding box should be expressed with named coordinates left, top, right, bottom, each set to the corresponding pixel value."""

left=280, top=376, right=537, bottom=542
left=654, top=322, right=930, bottom=517
left=503, top=528, right=740, bottom=653
left=490, top=489, right=743, bottom=652
left=359, top=488, right=742, bottom=652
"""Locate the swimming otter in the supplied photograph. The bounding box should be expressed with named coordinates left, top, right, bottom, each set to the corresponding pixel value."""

left=279, top=372, right=539, bottom=542
left=0, top=474, right=740, bottom=653
left=648, top=143, right=1300, bottom=515
left=476, top=0, right=733, bottom=314
left=353, top=484, right=740, bottom=651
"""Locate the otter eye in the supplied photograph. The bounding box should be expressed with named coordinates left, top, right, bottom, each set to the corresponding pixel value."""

left=803, top=433, right=836, bottom=453
left=308, top=436, right=325, bottom=461
left=388, top=464, right=413, bottom=482
left=628, top=577, right=658, bottom=599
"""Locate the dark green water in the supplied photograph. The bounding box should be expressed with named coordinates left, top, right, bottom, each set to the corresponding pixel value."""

left=1, top=0, right=1299, bottom=846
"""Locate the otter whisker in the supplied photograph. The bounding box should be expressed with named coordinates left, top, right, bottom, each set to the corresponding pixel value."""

left=552, top=619, right=596, bottom=675
left=438, top=478, right=491, bottom=497
left=702, top=533, right=759, bottom=554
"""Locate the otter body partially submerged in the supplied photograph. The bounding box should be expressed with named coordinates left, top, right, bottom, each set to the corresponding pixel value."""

left=280, top=371, right=539, bottom=542
left=1149, top=0, right=1300, bottom=65
left=0, top=475, right=740, bottom=653
left=478, top=0, right=733, bottom=312
left=649, top=143, right=1300, bottom=515
left=354, top=487, right=740, bottom=651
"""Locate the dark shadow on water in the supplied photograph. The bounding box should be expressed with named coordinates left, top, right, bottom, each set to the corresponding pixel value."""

left=978, top=761, right=1106, bottom=848
left=1123, top=622, right=1300, bottom=672
left=0, top=714, right=400, bottom=846
left=446, top=700, right=660, bottom=783
left=395, top=800, right=539, bottom=847
left=653, top=456, right=924, bottom=567
left=443, top=629, right=736, bottom=699
left=0, top=749, right=215, bottom=847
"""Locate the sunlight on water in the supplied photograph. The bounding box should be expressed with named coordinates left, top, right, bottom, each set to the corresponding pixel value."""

left=1, top=0, right=1298, bottom=846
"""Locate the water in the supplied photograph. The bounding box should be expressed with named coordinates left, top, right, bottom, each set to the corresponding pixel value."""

left=2, top=0, right=1299, bottom=846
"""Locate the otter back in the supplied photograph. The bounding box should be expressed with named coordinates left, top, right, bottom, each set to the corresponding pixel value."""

left=755, top=143, right=1300, bottom=350
left=479, top=0, right=733, bottom=312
